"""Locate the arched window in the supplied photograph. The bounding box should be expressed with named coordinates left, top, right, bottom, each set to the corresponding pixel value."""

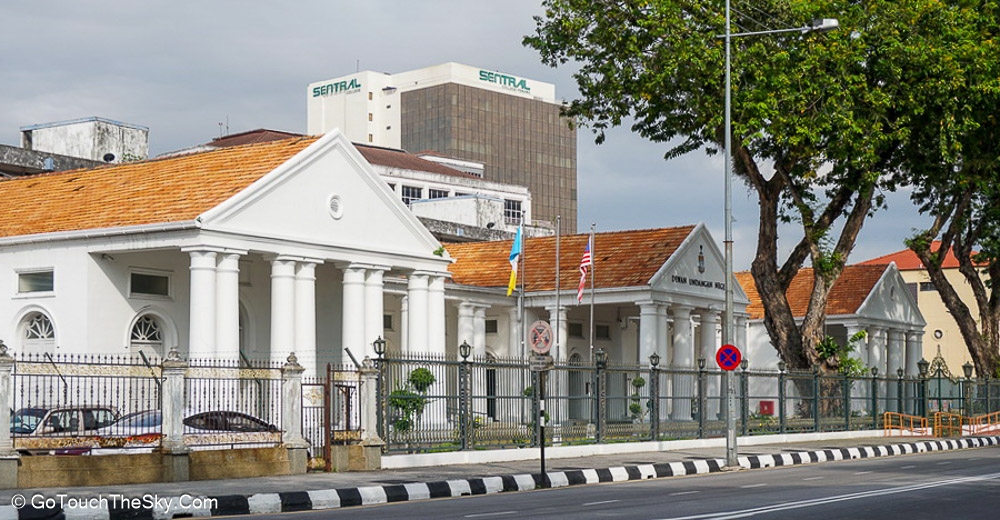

left=130, top=315, right=164, bottom=361
left=22, top=312, right=55, bottom=355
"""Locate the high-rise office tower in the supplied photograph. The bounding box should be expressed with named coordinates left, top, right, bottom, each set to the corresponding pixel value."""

left=307, top=62, right=577, bottom=231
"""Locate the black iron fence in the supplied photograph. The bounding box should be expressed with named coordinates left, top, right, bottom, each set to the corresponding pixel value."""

left=10, top=353, right=285, bottom=453
left=372, top=354, right=969, bottom=454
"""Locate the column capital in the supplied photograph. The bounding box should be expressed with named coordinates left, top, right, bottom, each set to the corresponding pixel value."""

left=181, top=246, right=229, bottom=254
left=698, top=309, right=721, bottom=323
left=636, top=300, right=661, bottom=312
left=906, top=330, right=925, bottom=340
left=671, top=304, right=695, bottom=317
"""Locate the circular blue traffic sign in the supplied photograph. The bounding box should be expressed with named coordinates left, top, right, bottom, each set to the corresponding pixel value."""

left=716, top=344, right=741, bottom=371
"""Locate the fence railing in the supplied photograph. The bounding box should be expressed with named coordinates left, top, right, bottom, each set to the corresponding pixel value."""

left=8, top=352, right=288, bottom=453
left=372, top=354, right=973, bottom=454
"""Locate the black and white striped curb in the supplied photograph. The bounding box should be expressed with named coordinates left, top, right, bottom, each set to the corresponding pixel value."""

left=4, top=436, right=998, bottom=519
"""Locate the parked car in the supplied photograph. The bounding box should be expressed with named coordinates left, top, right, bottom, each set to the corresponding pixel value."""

left=11, top=406, right=118, bottom=436
left=183, top=411, right=280, bottom=433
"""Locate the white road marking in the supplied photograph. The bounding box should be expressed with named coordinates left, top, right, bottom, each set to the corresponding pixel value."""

left=670, top=491, right=701, bottom=496
left=655, top=471, right=1000, bottom=520
left=741, top=484, right=768, bottom=489
left=803, top=477, right=824, bottom=481
left=583, top=500, right=621, bottom=506
left=854, top=471, right=872, bottom=475
left=465, top=512, right=518, bottom=518
left=901, top=465, right=916, bottom=469
left=937, top=461, right=952, bottom=465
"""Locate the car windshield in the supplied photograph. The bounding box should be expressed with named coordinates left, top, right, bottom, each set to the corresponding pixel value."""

left=116, top=411, right=161, bottom=428
left=12, top=408, right=47, bottom=433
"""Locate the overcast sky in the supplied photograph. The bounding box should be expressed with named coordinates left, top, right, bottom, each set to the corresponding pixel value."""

left=0, top=1, right=922, bottom=270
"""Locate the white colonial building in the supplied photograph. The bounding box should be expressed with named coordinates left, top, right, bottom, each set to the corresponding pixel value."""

left=737, top=264, right=927, bottom=376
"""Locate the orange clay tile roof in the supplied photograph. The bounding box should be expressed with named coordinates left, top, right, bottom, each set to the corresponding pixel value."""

left=447, top=226, right=696, bottom=291
left=736, top=265, right=888, bottom=320
left=209, top=129, right=304, bottom=147
left=0, top=136, right=319, bottom=239
left=857, top=241, right=979, bottom=270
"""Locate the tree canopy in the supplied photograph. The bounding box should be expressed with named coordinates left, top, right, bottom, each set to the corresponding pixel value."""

left=525, top=0, right=990, bottom=370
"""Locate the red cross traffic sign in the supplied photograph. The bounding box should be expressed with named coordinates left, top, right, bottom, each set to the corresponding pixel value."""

left=716, top=344, right=741, bottom=371
left=529, top=320, right=554, bottom=355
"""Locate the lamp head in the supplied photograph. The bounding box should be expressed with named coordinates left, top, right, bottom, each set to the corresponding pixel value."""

left=459, top=340, right=472, bottom=361
left=917, top=358, right=930, bottom=378
left=595, top=348, right=608, bottom=368
left=897, top=367, right=904, bottom=379
left=741, top=359, right=749, bottom=371
left=372, top=336, right=386, bottom=357
left=809, top=18, right=840, bottom=33
left=871, top=366, right=879, bottom=377
left=963, top=361, right=974, bottom=379
left=649, top=351, right=660, bottom=368
left=698, top=358, right=706, bottom=370
left=777, top=360, right=786, bottom=373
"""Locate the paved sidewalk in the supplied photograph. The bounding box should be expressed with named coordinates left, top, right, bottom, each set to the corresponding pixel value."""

left=0, top=435, right=978, bottom=500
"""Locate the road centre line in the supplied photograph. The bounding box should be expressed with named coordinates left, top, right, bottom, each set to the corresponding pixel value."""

left=583, top=500, right=621, bottom=506
left=854, top=471, right=872, bottom=475
left=655, top=471, right=1000, bottom=520
left=740, top=484, right=767, bottom=488
left=670, top=491, right=701, bottom=496
left=802, top=477, right=824, bottom=481
left=901, top=465, right=916, bottom=469
left=465, top=512, right=518, bottom=518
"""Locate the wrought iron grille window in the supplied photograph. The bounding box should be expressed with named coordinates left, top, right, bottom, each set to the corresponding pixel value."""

left=25, top=314, right=54, bottom=340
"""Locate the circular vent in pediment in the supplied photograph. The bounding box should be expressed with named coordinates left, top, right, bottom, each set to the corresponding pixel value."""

left=328, top=194, right=344, bottom=220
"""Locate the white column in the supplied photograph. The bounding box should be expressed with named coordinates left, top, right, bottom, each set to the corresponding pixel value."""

left=671, top=305, right=694, bottom=421
left=508, top=307, right=521, bottom=358
left=699, top=310, right=720, bottom=419
left=215, top=251, right=243, bottom=362
left=905, top=331, right=924, bottom=376
left=657, top=304, right=670, bottom=362
left=406, top=272, right=429, bottom=353
left=887, top=329, right=904, bottom=377
left=294, top=260, right=319, bottom=376
left=868, top=327, right=885, bottom=374
left=736, top=315, right=748, bottom=357
left=341, top=264, right=367, bottom=362
left=639, top=301, right=659, bottom=366
left=427, top=274, right=447, bottom=356
left=400, top=296, right=409, bottom=353
left=187, top=249, right=218, bottom=360
left=545, top=305, right=568, bottom=361
left=363, top=266, right=388, bottom=358
left=473, top=306, right=489, bottom=358
left=269, top=256, right=297, bottom=364
left=457, top=302, right=475, bottom=353
left=846, top=324, right=868, bottom=365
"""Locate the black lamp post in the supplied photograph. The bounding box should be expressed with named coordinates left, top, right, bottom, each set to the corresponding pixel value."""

left=459, top=340, right=472, bottom=361
left=918, top=358, right=929, bottom=379
left=649, top=352, right=660, bottom=369
left=595, top=348, right=608, bottom=369
left=963, top=361, right=975, bottom=416
left=373, top=336, right=386, bottom=358
left=917, top=358, right=930, bottom=417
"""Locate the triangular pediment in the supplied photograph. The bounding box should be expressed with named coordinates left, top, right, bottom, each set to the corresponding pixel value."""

left=650, top=223, right=750, bottom=304
left=856, top=263, right=926, bottom=327
left=198, top=131, right=446, bottom=262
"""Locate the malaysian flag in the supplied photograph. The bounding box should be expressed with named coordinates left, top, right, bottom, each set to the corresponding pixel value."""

left=577, top=237, right=592, bottom=303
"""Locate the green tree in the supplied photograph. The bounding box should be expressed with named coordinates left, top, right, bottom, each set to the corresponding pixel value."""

left=525, top=0, right=977, bottom=371
left=897, top=1, right=1000, bottom=377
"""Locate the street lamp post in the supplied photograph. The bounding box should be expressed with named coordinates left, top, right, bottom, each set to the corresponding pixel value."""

left=721, top=5, right=839, bottom=468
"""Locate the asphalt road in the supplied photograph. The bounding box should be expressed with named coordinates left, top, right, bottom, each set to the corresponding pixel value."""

left=248, top=446, right=1000, bottom=520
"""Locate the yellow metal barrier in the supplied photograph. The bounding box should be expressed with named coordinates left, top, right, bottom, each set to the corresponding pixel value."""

left=883, top=412, right=929, bottom=437
left=934, top=412, right=964, bottom=437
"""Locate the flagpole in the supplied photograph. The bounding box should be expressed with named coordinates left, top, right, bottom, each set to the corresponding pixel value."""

left=519, top=211, right=526, bottom=359
left=555, top=216, right=561, bottom=360
left=589, top=223, right=596, bottom=362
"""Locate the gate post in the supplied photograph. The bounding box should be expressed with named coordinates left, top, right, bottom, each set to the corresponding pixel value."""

left=871, top=368, right=879, bottom=428
left=161, top=347, right=190, bottom=482
left=282, top=353, right=308, bottom=474
left=459, top=354, right=472, bottom=450
left=740, top=363, right=749, bottom=436
left=355, top=358, right=384, bottom=470
left=595, top=349, right=607, bottom=443
left=649, top=357, right=660, bottom=442
left=697, top=359, right=706, bottom=439
left=843, top=376, right=851, bottom=431
left=0, top=341, right=17, bottom=489
left=778, top=365, right=786, bottom=434
left=812, top=366, right=820, bottom=432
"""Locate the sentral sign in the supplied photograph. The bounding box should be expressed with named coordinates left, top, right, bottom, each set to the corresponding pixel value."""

left=478, top=70, right=530, bottom=94
left=312, top=78, right=362, bottom=97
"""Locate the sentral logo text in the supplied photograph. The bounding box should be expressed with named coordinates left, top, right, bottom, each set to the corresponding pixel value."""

left=478, top=70, right=530, bottom=94
left=312, top=78, right=362, bottom=97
